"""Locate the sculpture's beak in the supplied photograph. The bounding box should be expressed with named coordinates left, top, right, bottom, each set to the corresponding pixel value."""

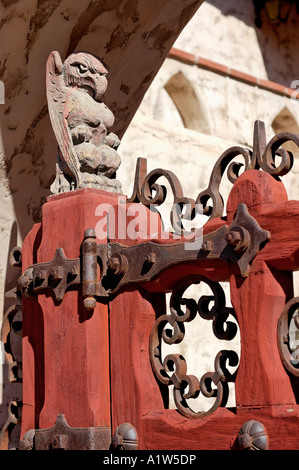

left=93, top=74, right=108, bottom=102
left=80, top=73, right=108, bottom=102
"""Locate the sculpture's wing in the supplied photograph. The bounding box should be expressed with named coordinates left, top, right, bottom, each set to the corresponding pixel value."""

left=46, top=51, right=82, bottom=188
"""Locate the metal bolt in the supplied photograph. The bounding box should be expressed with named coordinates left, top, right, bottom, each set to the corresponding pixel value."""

left=51, top=434, right=66, bottom=450
left=107, top=256, right=120, bottom=271
left=107, top=254, right=128, bottom=276
left=112, top=423, right=138, bottom=451
left=238, top=420, right=269, bottom=450
left=69, top=265, right=79, bottom=276
left=49, top=266, right=64, bottom=281
left=145, top=253, right=156, bottom=264
left=83, top=296, right=97, bottom=311
left=225, top=227, right=250, bottom=252
left=225, top=231, right=241, bottom=246
left=35, top=270, right=47, bottom=281
left=84, top=227, right=96, bottom=239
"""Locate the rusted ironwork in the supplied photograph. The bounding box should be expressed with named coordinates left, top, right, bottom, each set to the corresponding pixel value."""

left=98, top=203, right=269, bottom=298
left=0, top=401, right=22, bottom=450
left=0, top=248, right=23, bottom=450
left=19, top=429, right=35, bottom=450
left=18, top=203, right=270, bottom=304
left=112, top=423, right=138, bottom=450
left=277, top=296, right=299, bottom=377
left=19, top=247, right=80, bottom=302
left=238, top=420, right=269, bottom=450
left=128, top=120, right=298, bottom=232
left=149, top=275, right=239, bottom=419
left=21, top=414, right=111, bottom=450
left=224, top=203, right=270, bottom=278
left=82, top=228, right=99, bottom=311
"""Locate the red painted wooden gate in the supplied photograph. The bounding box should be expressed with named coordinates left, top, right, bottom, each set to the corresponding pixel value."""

left=3, top=121, right=299, bottom=451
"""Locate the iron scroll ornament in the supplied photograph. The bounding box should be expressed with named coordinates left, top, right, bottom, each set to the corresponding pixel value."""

left=149, top=276, right=239, bottom=419
left=128, top=120, right=299, bottom=234
left=277, top=296, right=299, bottom=377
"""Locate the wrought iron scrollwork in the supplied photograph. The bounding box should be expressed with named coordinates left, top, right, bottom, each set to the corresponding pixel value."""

left=0, top=401, right=23, bottom=450
left=1, top=247, right=23, bottom=384
left=149, top=276, right=239, bottom=419
left=128, top=120, right=298, bottom=235
left=1, top=303, right=22, bottom=383
left=195, top=146, right=252, bottom=220
left=253, top=121, right=296, bottom=177
left=127, top=157, right=195, bottom=235
left=277, top=297, right=299, bottom=377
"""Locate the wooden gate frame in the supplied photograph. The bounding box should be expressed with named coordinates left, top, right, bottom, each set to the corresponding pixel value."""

left=2, top=119, right=299, bottom=449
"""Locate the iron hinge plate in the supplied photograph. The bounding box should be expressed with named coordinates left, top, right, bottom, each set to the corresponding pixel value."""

left=19, top=203, right=270, bottom=306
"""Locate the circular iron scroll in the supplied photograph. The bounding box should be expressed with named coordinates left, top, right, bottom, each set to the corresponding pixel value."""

left=149, top=276, right=239, bottom=419
left=277, top=297, right=299, bottom=377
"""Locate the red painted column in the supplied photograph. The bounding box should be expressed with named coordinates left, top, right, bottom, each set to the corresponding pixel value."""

left=108, top=201, right=167, bottom=448
left=21, top=189, right=120, bottom=439
left=230, top=262, right=295, bottom=407
left=227, top=170, right=296, bottom=408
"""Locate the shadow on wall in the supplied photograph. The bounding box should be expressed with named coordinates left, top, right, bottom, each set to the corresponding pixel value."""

left=206, top=0, right=299, bottom=88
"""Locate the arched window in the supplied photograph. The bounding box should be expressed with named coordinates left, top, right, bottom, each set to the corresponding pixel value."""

left=163, top=72, right=210, bottom=133
left=272, top=106, right=299, bottom=158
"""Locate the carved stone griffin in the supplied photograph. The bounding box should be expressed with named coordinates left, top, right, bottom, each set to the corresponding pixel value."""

left=46, top=51, right=122, bottom=194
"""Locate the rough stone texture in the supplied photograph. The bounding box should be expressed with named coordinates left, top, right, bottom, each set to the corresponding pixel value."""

left=47, top=50, right=122, bottom=193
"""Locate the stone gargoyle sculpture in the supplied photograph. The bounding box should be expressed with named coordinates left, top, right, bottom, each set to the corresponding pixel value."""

left=46, top=51, right=122, bottom=194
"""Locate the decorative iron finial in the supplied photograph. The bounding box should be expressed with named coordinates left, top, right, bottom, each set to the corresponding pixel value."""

left=112, top=423, right=138, bottom=450
left=238, top=420, right=269, bottom=450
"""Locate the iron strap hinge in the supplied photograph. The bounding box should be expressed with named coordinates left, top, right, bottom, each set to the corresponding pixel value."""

left=18, top=203, right=270, bottom=308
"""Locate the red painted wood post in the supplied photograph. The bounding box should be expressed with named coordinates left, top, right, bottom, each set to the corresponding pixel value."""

left=109, top=201, right=167, bottom=446
left=20, top=189, right=120, bottom=441
left=227, top=170, right=296, bottom=408
left=21, top=224, right=44, bottom=434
